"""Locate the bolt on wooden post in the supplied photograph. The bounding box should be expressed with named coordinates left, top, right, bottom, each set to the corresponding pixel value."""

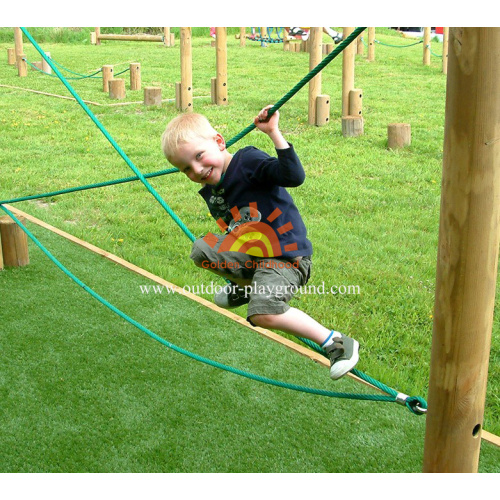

left=423, top=27, right=500, bottom=473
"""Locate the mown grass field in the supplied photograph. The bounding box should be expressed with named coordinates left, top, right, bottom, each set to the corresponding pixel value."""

left=0, top=27, right=499, bottom=472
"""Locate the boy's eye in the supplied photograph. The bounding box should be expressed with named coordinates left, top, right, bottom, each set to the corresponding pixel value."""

left=196, top=152, right=203, bottom=160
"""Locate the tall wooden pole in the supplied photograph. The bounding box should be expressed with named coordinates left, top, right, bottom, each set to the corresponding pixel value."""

left=442, top=27, right=449, bottom=74
left=180, top=27, right=193, bottom=112
left=215, top=27, right=228, bottom=106
left=13, top=28, right=23, bottom=66
left=308, top=27, right=322, bottom=125
left=423, top=27, right=500, bottom=473
left=423, top=27, right=431, bottom=65
left=342, top=27, right=355, bottom=117
left=367, top=27, right=375, bottom=62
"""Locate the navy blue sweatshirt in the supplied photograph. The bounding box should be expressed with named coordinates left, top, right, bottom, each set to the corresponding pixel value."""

left=198, top=144, right=313, bottom=259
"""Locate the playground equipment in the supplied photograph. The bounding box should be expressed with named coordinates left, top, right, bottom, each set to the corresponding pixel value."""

left=91, top=27, right=175, bottom=47
left=1, top=27, right=499, bottom=472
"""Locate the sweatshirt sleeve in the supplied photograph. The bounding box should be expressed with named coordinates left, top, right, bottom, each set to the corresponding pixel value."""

left=244, top=143, right=306, bottom=188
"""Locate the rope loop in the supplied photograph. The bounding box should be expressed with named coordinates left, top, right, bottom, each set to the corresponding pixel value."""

left=406, top=396, right=428, bottom=415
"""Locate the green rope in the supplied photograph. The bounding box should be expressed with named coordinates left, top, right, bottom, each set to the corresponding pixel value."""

left=0, top=167, right=179, bottom=206
left=0, top=203, right=401, bottom=407
left=375, top=39, right=423, bottom=48
left=20, top=27, right=195, bottom=244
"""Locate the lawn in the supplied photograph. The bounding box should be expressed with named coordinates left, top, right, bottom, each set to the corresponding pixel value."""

left=0, top=27, right=499, bottom=472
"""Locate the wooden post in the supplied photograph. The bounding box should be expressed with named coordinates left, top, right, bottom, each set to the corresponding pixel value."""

left=342, top=27, right=355, bottom=117
left=109, top=78, right=126, bottom=100
left=163, top=27, right=171, bottom=47
left=7, top=48, right=16, bottom=65
left=31, top=61, right=43, bottom=71
left=144, top=87, right=162, bottom=106
left=95, top=27, right=101, bottom=45
left=13, top=28, right=23, bottom=66
left=175, top=82, right=181, bottom=109
left=308, top=27, right=323, bottom=125
left=210, top=76, right=217, bottom=104
left=387, top=123, right=411, bottom=149
left=356, top=35, right=364, bottom=55
left=342, top=116, right=363, bottom=137
left=180, top=27, right=193, bottom=112
left=423, top=27, right=500, bottom=473
left=17, top=54, right=27, bottom=77
left=423, top=27, right=431, bottom=65
left=315, top=94, right=330, bottom=126
left=102, top=65, right=114, bottom=92
left=130, top=62, right=141, bottom=90
left=240, top=27, right=246, bottom=47
left=0, top=216, right=29, bottom=267
left=367, top=27, right=375, bottom=61
left=215, top=27, right=228, bottom=106
left=41, top=52, right=51, bottom=75
left=90, top=32, right=96, bottom=44
left=170, top=33, right=175, bottom=47
left=349, top=89, right=363, bottom=117
left=442, top=27, right=449, bottom=75
left=283, top=28, right=290, bottom=51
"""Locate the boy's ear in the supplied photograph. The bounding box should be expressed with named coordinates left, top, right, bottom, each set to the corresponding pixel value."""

left=215, top=133, right=226, bottom=150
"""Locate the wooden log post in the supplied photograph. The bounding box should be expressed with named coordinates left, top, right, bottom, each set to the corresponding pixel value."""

left=315, top=94, right=330, bottom=126
left=144, top=86, right=162, bottom=106
left=349, top=89, right=363, bottom=117
left=163, top=27, right=171, bottom=47
left=342, top=27, right=355, bottom=117
left=283, top=28, right=290, bottom=51
left=180, top=27, right=193, bottom=112
left=31, top=61, right=43, bottom=71
left=240, top=27, right=246, bottom=47
left=215, top=27, right=228, bottom=106
left=17, top=54, right=27, bottom=77
left=356, top=35, right=364, bottom=55
left=41, top=52, right=51, bottom=75
left=7, top=48, right=16, bottom=65
left=423, top=27, right=500, bottom=473
left=129, top=62, right=141, bottom=90
left=442, top=27, right=449, bottom=75
left=367, top=27, right=375, bottom=62
left=308, top=27, right=323, bottom=125
left=109, top=78, right=126, bottom=100
left=102, top=65, right=114, bottom=92
left=342, top=116, right=364, bottom=137
left=387, top=123, right=411, bottom=149
left=95, top=27, right=101, bottom=45
left=0, top=216, right=29, bottom=267
left=210, top=76, right=217, bottom=104
left=13, top=28, right=23, bottom=67
left=423, top=27, right=431, bottom=66
left=170, top=33, right=175, bottom=47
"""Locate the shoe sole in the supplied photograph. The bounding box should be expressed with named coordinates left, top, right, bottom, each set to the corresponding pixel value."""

left=329, top=340, right=359, bottom=380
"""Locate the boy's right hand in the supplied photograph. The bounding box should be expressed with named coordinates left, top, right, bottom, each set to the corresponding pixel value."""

left=254, top=105, right=280, bottom=135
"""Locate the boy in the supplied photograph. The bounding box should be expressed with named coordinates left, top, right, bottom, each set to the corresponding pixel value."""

left=161, top=106, right=359, bottom=379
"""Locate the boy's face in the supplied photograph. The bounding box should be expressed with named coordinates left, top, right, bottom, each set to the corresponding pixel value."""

left=169, top=134, right=230, bottom=186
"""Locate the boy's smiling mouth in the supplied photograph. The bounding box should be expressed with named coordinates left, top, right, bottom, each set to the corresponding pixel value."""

left=202, top=167, right=213, bottom=181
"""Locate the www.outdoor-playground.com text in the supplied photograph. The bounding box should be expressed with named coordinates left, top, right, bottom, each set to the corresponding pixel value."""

left=139, top=282, right=361, bottom=298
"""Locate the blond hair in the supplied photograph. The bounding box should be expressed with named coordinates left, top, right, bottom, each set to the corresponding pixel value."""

left=161, top=113, right=218, bottom=162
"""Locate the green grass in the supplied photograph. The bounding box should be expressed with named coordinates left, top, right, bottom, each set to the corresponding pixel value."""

left=0, top=27, right=499, bottom=471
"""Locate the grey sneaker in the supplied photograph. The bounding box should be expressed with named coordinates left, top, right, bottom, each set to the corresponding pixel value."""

left=324, top=333, right=359, bottom=379
left=214, top=282, right=250, bottom=309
